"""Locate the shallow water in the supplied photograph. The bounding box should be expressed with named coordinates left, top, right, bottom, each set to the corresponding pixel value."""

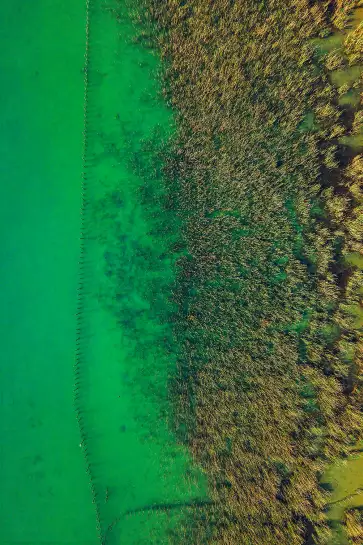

left=338, top=89, right=361, bottom=108
left=80, top=1, right=209, bottom=542
left=0, top=0, right=208, bottom=542
left=350, top=6, right=363, bottom=29
left=322, top=446, right=363, bottom=545
left=0, top=0, right=98, bottom=542
left=330, top=65, right=363, bottom=89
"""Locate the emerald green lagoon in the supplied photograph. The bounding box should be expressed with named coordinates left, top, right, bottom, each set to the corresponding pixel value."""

left=0, top=0, right=208, bottom=543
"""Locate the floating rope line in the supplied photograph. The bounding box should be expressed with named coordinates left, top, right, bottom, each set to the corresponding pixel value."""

left=74, top=0, right=104, bottom=542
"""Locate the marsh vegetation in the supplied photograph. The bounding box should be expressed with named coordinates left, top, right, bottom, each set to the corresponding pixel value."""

left=120, top=0, right=363, bottom=543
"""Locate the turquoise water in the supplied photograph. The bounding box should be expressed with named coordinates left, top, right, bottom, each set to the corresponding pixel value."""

left=0, top=0, right=209, bottom=542
left=0, top=0, right=97, bottom=543
left=79, top=1, right=209, bottom=542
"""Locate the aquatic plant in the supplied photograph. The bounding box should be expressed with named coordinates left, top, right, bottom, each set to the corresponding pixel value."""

left=125, top=0, right=363, bottom=543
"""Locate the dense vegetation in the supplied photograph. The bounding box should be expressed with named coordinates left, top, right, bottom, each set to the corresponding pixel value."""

left=345, top=508, right=363, bottom=543
left=117, top=0, right=363, bottom=543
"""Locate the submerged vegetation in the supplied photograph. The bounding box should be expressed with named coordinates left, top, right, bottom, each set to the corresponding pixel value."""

left=120, top=0, right=363, bottom=543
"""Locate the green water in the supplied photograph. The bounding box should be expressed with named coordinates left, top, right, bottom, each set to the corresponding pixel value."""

left=0, top=0, right=208, bottom=543
left=338, top=89, right=361, bottom=108
left=330, top=65, right=363, bottom=89
left=80, top=1, right=209, bottom=542
left=0, top=0, right=97, bottom=543
left=322, top=446, right=363, bottom=545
